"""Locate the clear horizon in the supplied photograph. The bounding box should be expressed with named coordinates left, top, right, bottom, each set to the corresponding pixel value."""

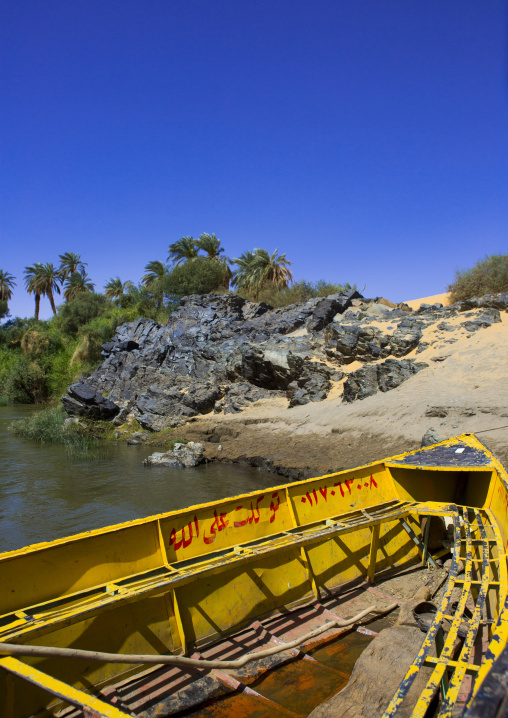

left=1, top=0, right=507, bottom=320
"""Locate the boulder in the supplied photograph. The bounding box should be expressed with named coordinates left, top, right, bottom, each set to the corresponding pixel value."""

left=220, top=383, right=276, bottom=414
left=61, top=382, right=119, bottom=419
left=143, top=442, right=205, bottom=468
left=342, top=359, right=428, bottom=403
left=305, top=294, right=356, bottom=332
left=239, top=346, right=299, bottom=389
left=287, top=361, right=335, bottom=407
left=421, top=427, right=442, bottom=447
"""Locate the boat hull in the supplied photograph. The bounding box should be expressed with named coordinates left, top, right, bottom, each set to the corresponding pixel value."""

left=0, top=433, right=507, bottom=717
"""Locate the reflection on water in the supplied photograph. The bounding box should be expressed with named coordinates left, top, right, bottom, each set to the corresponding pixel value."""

left=0, top=405, right=280, bottom=553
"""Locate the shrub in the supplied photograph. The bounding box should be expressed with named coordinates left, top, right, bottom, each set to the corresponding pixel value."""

left=0, top=317, right=37, bottom=346
left=9, top=404, right=104, bottom=459
left=20, top=329, right=62, bottom=358
left=448, top=253, right=508, bottom=302
left=237, top=280, right=360, bottom=308
left=163, top=259, right=228, bottom=302
left=56, top=293, right=107, bottom=335
left=4, top=358, right=49, bottom=403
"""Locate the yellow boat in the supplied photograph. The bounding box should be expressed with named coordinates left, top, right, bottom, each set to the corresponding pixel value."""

left=1, top=433, right=507, bottom=718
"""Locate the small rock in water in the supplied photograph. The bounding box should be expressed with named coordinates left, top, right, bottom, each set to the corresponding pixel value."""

left=421, top=427, right=442, bottom=447
left=143, top=442, right=205, bottom=468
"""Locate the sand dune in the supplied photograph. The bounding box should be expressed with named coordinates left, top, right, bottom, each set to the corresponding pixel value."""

left=404, top=292, right=452, bottom=310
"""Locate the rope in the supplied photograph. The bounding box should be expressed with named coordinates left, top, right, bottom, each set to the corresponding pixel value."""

left=473, top=425, right=508, bottom=435
left=0, top=603, right=397, bottom=670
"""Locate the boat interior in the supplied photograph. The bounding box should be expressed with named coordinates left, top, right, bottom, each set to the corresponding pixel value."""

left=1, top=433, right=508, bottom=718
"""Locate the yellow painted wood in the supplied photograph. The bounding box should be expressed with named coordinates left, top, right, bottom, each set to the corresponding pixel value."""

left=1, top=433, right=507, bottom=718
left=367, top=524, right=380, bottom=584
left=0, top=656, right=130, bottom=717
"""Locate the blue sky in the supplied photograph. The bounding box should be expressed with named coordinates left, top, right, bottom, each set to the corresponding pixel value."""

left=1, top=0, right=507, bottom=320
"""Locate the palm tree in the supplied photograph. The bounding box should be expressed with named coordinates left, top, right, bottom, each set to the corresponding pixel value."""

left=168, top=236, right=199, bottom=267
left=0, top=270, right=16, bottom=305
left=251, top=248, right=293, bottom=292
left=232, top=248, right=293, bottom=298
left=37, top=263, right=62, bottom=315
left=141, top=260, right=168, bottom=309
left=58, top=252, right=87, bottom=282
left=196, top=233, right=232, bottom=289
left=104, top=277, right=134, bottom=299
left=195, top=233, right=225, bottom=259
left=24, top=263, right=44, bottom=320
left=63, top=270, right=95, bottom=302
left=231, top=251, right=256, bottom=292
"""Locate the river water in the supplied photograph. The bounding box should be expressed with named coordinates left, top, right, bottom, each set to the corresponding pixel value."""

left=0, top=406, right=280, bottom=553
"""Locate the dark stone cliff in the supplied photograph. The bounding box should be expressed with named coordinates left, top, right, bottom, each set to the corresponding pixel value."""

left=62, top=291, right=508, bottom=430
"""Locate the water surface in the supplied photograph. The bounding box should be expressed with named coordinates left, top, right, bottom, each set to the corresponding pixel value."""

left=0, top=405, right=279, bottom=553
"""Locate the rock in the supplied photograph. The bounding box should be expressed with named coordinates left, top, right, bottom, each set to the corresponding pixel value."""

left=63, top=417, right=81, bottom=429
left=222, top=383, right=276, bottom=414
left=421, top=427, right=442, bottom=447
left=127, top=438, right=141, bottom=445
left=111, top=407, right=129, bottom=426
left=461, top=309, right=501, bottom=332
left=363, top=303, right=392, bottom=318
left=396, top=302, right=413, bottom=313
left=437, top=322, right=455, bottom=332
left=61, top=382, right=119, bottom=420
left=287, top=361, right=334, bottom=407
left=143, top=441, right=205, bottom=468
left=456, top=293, right=508, bottom=312
left=62, top=290, right=508, bottom=429
left=239, top=346, right=298, bottom=389
left=425, top=406, right=448, bottom=418
left=342, top=358, right=428, bottom=403
left=305, top=294, right=356, bottom=332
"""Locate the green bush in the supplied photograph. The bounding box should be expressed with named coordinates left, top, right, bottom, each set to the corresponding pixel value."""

left=0, top=317, right=36, bottom=346
left=163, top=259, right=228, bottom=301
left=237, top=280, right=360, bottom=308
left=448, top=254, right=508, bottom=302
left=4, top=358, right=49, bottom=403
left=56, top=293, right=107, bottom=335
left=20, top=328, right=63, bottom=359
left=115, top=285, right=162, bottom=318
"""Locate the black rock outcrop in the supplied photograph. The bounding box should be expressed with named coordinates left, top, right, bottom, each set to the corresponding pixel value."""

left=342, top=358, right=428, bottom=403
left=62, top=292, right=360, bottom=428
left=61, top=290, right=508, bottom=427
left=62, top=382, right=120, bottom=419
